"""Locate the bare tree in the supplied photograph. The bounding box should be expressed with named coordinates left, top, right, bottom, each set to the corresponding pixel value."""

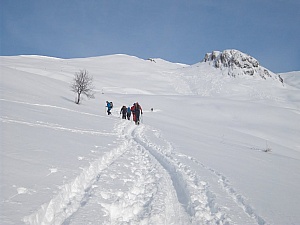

left=71, top=69, right=95, bottom=104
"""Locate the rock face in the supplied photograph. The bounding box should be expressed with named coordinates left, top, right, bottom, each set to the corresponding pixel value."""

left=203, top=49, right=283, bottom=83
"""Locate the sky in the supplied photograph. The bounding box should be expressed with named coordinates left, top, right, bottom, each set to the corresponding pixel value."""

left=1, top=0, right=299, bottom=73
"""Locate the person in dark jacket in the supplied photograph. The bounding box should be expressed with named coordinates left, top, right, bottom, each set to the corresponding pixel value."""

left=120, top=106, right=127, bottom=119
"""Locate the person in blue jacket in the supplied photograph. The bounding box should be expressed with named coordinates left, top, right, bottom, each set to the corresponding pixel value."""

left=106, top=101, right=113, bottom=115
left=127, top=106, right=131, bottom=120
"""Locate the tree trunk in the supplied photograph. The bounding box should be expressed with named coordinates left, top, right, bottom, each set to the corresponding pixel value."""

left=76, top=93, right=81, bottom=104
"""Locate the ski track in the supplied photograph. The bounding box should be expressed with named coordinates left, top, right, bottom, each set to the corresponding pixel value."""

left=22, top=116, right=267, bottom=225
left=1, top=117, right=116, bottom=136
left=0, top=99, right=106, bottom=118
left=132, top=125, right=230, bottom=225
left=68, top=120, right=190, bottom=225
left=176, top=153, right=267, bottom=225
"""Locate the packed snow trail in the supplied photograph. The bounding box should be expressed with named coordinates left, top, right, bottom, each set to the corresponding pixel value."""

left=64, top=120, right=190, bottom=225
left=23, top=120, right=188, bottom=224
left=23, top=117, right=267, bottom=225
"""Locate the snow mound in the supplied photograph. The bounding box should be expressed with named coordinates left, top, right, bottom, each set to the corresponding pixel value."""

left=202, top=49, right=283, bottom=83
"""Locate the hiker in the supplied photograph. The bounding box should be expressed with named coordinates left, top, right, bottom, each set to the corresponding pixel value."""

left=131, top=103, right=136, bottom=122
left=127, top=106, right=131, bottom=120
left=106, top=101, right=113, bottom=115
left=132, top=102, right=143, bottom=125
left=120, top=106, right=127, bottom=119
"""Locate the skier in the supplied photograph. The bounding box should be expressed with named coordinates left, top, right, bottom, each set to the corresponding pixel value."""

left=120, top=106, right=127, bottom=119
left=132, top=102, right=143, bottom=125
left=127, top=106, right=131, bottom=120
left=106, top=101, right=112, bottom=115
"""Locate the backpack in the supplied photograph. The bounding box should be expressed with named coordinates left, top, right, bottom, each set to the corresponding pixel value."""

left=110, top=102, right=113, bottom=108
left=131, top=105, right=135, bottom=113
left=127, top=107, right=131, bottom=113
left=122, top=106, right=127, bottom=113
left=136, top=103, right=141, bottom=111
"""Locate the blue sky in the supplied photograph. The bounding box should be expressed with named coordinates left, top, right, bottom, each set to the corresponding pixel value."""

left=1, top=0, right=299, bottom=73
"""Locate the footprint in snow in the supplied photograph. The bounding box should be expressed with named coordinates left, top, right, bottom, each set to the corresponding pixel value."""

left=46, top=167, right=58, bottom=176
left=5, top=186, right=35, bottom=202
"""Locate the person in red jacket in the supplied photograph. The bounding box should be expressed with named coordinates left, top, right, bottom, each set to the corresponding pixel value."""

left=131, top=102, right=143, bottom=125
left=130, top=104, right=136, bottom=122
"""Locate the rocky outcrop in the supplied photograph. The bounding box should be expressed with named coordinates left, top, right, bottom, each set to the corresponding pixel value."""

left=203, top=49, right=283, bottom=83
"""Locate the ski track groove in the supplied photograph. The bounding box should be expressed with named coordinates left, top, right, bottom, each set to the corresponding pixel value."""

left=81, top=121, right=189, bottom=225
left=176, top=153, right=267, bottom=225
left=95, top=144, right=188, bottom=225
left=0, top=98, right=107, bottom=118
left=1, top=117, right=116, bottom=136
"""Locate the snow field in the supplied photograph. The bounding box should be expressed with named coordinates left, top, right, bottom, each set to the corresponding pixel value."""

left=1, top=54, right=300, bottom=224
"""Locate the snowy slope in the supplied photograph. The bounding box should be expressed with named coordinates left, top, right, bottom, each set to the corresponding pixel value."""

left=1, top=53, right=300, bottom=225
